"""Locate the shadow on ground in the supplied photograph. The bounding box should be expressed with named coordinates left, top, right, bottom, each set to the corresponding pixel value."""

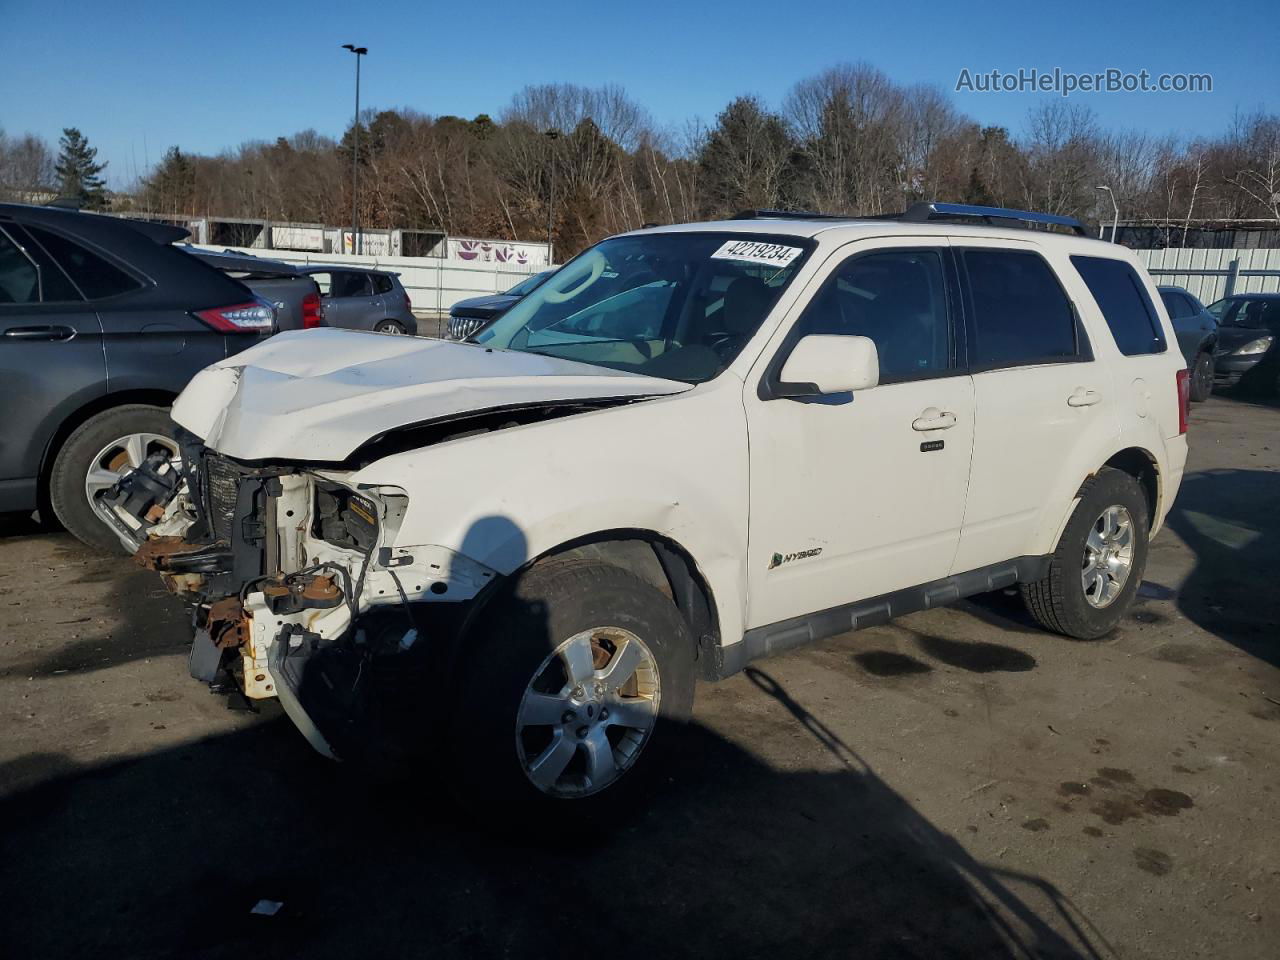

left=0, top=669, right=1106, bottom=960
left=1164, top=467, right=1280, bottom=667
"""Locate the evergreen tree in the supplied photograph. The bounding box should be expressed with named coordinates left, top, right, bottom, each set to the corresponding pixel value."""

left=143, top=146, right=195, bottom=213
left=54, top=127, right=107, bottom=209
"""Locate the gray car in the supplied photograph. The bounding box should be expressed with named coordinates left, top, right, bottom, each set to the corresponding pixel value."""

left=1157, top=285, right=1219, bottom=402
left=301, top=266, right=416, bottom=335
left=186, top=248, right=321, bottom=332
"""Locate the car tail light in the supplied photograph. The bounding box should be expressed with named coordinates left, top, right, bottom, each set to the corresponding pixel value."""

left=195, top=298, right=274, bottom=333
left=1176, top=368, right=1190, bottom=434
left=302, top=292, right=322, bottom=329
left=404, top=291, right=413, bottom=313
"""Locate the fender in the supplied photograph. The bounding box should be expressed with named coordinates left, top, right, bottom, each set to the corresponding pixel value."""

left=348, top=379, right=752, bottom=647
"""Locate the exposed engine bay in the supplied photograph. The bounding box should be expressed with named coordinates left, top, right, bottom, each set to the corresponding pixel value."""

left=121, top=427, right=498, bottom=759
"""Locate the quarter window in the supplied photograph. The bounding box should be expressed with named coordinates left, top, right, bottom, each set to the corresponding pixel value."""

left=24, top=226, right=141, bottom=300
left=791, top=249, right=952, bottom=382
left=372, top=273, right=394, bottom=295
left=1159, top=290, right=1190, bottom=319
left=1072, top=256, right=1166, bottom=356
left=962, top=249, right=1079, bottom=369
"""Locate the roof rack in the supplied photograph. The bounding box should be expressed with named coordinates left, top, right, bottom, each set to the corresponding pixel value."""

left=733, top=208, right=850, bottom=221
left=734, top=202, right=1088, bottom=236
left=898, top=202, right=1088, bottom=235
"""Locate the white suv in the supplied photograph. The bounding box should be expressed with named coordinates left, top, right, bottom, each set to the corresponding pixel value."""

left=126, top=203, right=1189, bottom=809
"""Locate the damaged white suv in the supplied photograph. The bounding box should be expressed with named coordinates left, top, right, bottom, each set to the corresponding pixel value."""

left=121, top=203, right=1189, bottom=807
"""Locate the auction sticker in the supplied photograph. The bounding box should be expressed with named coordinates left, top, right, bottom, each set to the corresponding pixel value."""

left=710, top=240, right=803, bottom=267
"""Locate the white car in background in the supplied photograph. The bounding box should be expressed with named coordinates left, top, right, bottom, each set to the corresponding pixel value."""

left=125, top=202, right=1188, bottom=812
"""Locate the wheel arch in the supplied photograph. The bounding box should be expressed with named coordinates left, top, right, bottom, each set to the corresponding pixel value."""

left=1098, top=447, right=1160, bottom=530
left=37, top=389, right=179, bottom=502
left=526, top=529, right=722, bottom=679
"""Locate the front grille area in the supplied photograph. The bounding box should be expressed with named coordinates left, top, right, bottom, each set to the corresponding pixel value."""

left=204, top=453, right=240, bottom=543
left=446, top=315, right=487, bottom=340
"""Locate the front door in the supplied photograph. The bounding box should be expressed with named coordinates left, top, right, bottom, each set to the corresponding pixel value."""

left=744, top=240, right=975, bottom=631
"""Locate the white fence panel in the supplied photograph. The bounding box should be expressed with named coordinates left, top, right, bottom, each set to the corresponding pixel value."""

left=196, top=245, right=551, bottom=316
left=1136, top=248, right=1280, bottom=303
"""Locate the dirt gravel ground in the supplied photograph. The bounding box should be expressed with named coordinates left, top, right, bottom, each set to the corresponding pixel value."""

left=1, top=394, right=1277, bottom=960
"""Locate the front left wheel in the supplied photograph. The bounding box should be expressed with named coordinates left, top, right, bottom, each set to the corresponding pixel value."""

left=447, top=559, right=696, bottom=815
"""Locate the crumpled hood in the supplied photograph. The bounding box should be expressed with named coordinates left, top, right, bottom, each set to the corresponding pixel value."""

left=171, top=329, right=690, bottom=462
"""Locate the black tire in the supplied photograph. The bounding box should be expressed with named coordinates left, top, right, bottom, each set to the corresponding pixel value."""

left=48, top=404, right=176, bottom=554
left=374, top=319, right=408, bottom=335
left=1188, top=352, right=1214, bottom=403
left=1021, top=467, right=1150, bottom=640
left=447, top=558, right=696, bottom=819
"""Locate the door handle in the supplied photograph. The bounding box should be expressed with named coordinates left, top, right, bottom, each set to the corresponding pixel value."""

left=912, top=407, right=958, bottom=431
left=1067, top=388, right=1102, bottom=407
left=3, top=325, right=75, bottom=341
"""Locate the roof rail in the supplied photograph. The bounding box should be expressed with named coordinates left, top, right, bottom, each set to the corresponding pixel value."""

left=900, top=202, right=1088, bottom=235
left=733, top=208, right=851, bottom=221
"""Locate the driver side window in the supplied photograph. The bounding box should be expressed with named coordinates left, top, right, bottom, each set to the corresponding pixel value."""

left=792, top=249, right=954, bottom=383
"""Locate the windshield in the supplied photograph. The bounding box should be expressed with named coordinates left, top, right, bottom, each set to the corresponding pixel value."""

left=475, top=232, right=812, bottom=384
left=504, top=271, right=552, bottom=297
left=1216, top=298, right=1279, bottom=330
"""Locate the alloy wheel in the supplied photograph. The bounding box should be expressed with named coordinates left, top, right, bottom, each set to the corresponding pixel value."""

left=1081, top=504, right=1135, bottom=608
left=84, top=433, right=181, bottom=509
left=515, top=627, right=660, bottom=798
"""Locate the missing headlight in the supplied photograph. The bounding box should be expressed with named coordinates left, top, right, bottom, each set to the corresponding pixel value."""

left=314, top=485, right=379, bottom=552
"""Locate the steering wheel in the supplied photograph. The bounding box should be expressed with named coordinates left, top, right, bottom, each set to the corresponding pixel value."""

left=705, top=332, right=742, bottom=361
left=543, top=254, right=606, bottom=304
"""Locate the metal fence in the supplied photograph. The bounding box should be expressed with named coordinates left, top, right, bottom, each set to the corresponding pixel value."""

left=1135, top=248, right=1280, bottom=304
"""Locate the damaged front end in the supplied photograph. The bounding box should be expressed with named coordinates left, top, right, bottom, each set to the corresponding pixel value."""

left=128, top=429, right=497, bottom=759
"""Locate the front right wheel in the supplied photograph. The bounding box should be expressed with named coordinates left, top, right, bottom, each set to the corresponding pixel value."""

left=1021, top=467, right=1150, bottom=640
left=447, top=559, right=696, bottom=815
left=1188, top=351, right=1214, bottom=402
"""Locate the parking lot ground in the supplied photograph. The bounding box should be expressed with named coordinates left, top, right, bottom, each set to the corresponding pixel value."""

left=1, top=394, right=1278, bottom=960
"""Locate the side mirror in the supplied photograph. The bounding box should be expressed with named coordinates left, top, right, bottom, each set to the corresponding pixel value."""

left=777, top=334, right=880, bottom=396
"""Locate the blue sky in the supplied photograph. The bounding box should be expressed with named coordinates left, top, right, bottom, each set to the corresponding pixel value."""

left=3, top=0, right=1276, bottom=188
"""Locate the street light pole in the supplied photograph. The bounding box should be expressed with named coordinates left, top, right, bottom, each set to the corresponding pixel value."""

left=544, top=129, right=560, bottom=263
left=342, top=44, right=367, bottom=255
left=1096, top=184, right=1119, bottom=243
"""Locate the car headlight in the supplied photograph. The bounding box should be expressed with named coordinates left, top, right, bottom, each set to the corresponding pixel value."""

left=1233, top=336, right=1274, bottom=356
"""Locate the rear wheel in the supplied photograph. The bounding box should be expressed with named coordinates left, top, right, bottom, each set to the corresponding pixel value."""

left=1188, top=352, right=1214, bottom=402
left=447, top=559, right=695, bottom=817
left=49, top=405, right=177, bottom=554
left=1021, top=467, right=1149, bottom=640
left=374, top=319, right=408, bottom=335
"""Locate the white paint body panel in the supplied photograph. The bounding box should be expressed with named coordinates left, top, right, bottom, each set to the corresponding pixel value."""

left=173, top=217, right=1189, bottom=662
left=170, top=329, right=689, bottom=462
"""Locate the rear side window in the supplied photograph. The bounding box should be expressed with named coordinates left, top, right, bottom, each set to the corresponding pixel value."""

left=5, top=225, right=82, bottom=301
left=1159, top=290, right=1190, bottom=319
left=961, top=249, right=1079, bottom=369
left=372, top=273, right=394, bottom=295
left=1073, top=256, right=1166, bottom=356
left=25, top=226, right=142, bottom=300
left=0, top=228, right=40, bottom=303
left=332, top=271, right=372, bottom=298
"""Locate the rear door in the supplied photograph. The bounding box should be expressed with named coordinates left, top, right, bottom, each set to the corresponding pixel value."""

left=317, top=270, right=382, bottom=329
left=0, top=223, right=106, bottom=507
left=22, top=223, right=230, bottom=396
left=951, top=240, right=1120, bottom=574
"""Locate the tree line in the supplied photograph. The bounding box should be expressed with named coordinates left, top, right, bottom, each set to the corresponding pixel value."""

left=2, top=63, right=1278, bottom=257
